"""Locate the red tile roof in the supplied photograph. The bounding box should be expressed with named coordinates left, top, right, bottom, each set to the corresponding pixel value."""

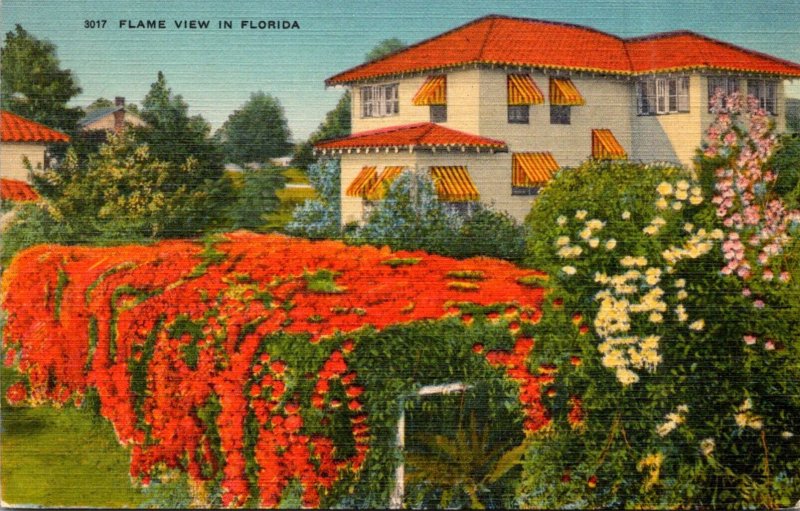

left=1, top=110, right=70, bottom=143
left=327, top=15, right=800, bottom=84
left=314, top=123, right=507, bottom=152
left=0, top=179, right=39, bottom=202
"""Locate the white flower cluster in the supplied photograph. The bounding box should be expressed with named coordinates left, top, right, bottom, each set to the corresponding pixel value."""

left=656, top=404, right=689, bottom=436
left=734, top=398, right=763, bottom=430
left=662, top=228, right=724, bottom=265
left=656, top=180, right=703, bottom=210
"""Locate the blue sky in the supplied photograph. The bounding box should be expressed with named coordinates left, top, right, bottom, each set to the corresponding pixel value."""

left=3, top=0, right=799, bottom=140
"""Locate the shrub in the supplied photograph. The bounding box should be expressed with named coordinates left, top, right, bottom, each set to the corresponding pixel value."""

left=225, top=167, right=286, bottom=231
left=285, top=159, right=341, bottom=239
left=517, top=95, right=800, bottom=508
left=1, top=203, right=76, bottom=264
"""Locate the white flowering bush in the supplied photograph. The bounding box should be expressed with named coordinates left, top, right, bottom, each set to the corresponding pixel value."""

left=516, top=100, right=800, bottom=508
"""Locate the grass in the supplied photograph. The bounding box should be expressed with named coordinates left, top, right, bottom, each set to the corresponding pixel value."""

left=281, top=167, right=310, bottom=185
left=1, top=367, right=149, bottom=507
left=264, top=184, right=317, bottom=230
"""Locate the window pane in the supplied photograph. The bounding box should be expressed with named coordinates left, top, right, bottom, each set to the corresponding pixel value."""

left=430, top=105, right=447, bottom=123
left=668, top=79, right=678, bottom=112
left=550, top=105, right=570, bottom=125
left=508, top=105, right=529, bottom=124
left=678, top=77, right=690, bottom=112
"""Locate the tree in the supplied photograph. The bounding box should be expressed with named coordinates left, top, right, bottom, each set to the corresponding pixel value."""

left=83, top=97, right=113, bottom=114
left=132, top=71, right=230, bottom=236
left=216, top=91, right=292, bottom=164
left=226, top=168, right=286, bottom=231
left=364, top=37, right=406, bottom=61
left=35, top=133, right=200, bottom=242
left=292, top=92, right=351, bottom=168
left=286, top=159, right=341, bottom=239
left=1, top=25, right=82, bottom=130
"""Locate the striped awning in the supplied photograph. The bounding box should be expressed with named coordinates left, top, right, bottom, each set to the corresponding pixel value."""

left=592, top=129, right=627, bottom=160
left=365, top=166, right=406, bottom=200
left=345, top=166, right=378, bottom=197
left=412, top=76, right=447, bottom=106
left=507, top=74, right=544, bottom=105
left=512, top=152, right=559, bottom=187
left=430, top=166, right=480, bottom=202
left=550, top=78, right=585, bottom=106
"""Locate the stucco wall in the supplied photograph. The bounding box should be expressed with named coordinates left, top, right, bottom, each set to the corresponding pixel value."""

left=0, top=142, right=46, bottom=182
left=475, top=68, right=633, bottom=167
left=340, top=150, right=533, bottom=225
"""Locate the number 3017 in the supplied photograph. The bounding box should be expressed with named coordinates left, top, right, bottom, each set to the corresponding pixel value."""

left=84, top=20, right=107, bottom=28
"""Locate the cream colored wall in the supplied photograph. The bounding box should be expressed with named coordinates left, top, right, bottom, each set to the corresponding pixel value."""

left=631, top=74, right=703, bottom=167
left=475, top=69, right=633, bottom=167
left=440, top=68, right=481, bottom=134
left=350, top=76, right=431, bottom=133
left=82, top=112, right=146, bottom=132
left=0, top=142, right=46, bottom=182
left=340, top=149, right=533, bottom=224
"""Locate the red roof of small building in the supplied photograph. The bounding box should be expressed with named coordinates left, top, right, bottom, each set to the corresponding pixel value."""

left=327, top=15, right=800, bottom=84
left=1, top=110, right=70, bottom=143
left=314, top=123, right=507, bottom=152
left=0, top=179, right=39, bottom=202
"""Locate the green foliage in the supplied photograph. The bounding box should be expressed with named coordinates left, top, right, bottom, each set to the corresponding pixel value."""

left=130, top=71, right=230, bottom=236
left=286, top=159, right=342, bottom=239
left=346, top=171, right=529, bottom=262
left=786, top=98, right=800, bottom=134
left=33, top=132, right=213, bottom=242
left=0, top=203, right=75, bottom=264
left=1, top=25, right=82, bottom=130
left=292, top=92, right=352, bottom=169
left=771, top=133, right=800, bottom=205
left=225, top=167, right=286, bottom=231
left=518, top=158, right=800, bottom=508
left=364, top=38, right=406, bottom=61
left=216, top=91, right=293, bottom=164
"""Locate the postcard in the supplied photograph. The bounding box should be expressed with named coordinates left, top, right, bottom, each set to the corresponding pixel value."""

left=2, top=0, right=800, bottom=508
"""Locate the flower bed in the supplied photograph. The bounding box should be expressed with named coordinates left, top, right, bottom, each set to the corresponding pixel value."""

left=1, top=232, right=548, bottom=507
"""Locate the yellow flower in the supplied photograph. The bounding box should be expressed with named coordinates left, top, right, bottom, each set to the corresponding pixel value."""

left=689, top=195, right=703, bottom=205
left=690, top=186, right=702, bottom=196
left=649, top=312, right=663, bottom=323
left=562, top=265, right=577, bottom=275
left=557, top=215, right=567, bottom=226
left=586, top=219, right=605, bottom=230
left=645, top=268, right=662, bottom=286
left=589, top=238, right=600, bottom=248
left=622, top=210, right=631, bottom=220
left=580, top=228, right=593, bottom=240
left=616, top=367, right=640, bottom=386
left=651, top=217, right=666, bottom=227
left=655, top=197, right=669, bottom=210
left=675, top=279, right=686, bottom=288
left=672, top=201, right=683, bottom=210
left=594, top=272, right=609, bottom=284
left=606, top=239, right=617, bottom=250
left=676, top=180, right=690, bottom=191
left=683, top=223, right=694, bottom=232
left=556, top=236, right=570, bottom=247
left=676, top=290, right=688, bottom=301
left=689, top=319, right=705, bottom=331
left=657, top=181, right=674, bottom=196
left=675, top=189, right=689, bottom=201
left=675, top=305, right=688, bottom=322
left=643, top=225, right=659, bottom=236
left=575, top=210, right=588, bottom=220
left=700, top=438, right=715, bottom=457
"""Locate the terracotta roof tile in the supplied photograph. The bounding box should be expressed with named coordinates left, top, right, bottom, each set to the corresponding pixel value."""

left=314, top=123, right=507, bottom=151
left=1, top=110, right=70, bottom=143
left=327, top=15, right=800, bottom=84
left=0, top=179, right=39, bottom=202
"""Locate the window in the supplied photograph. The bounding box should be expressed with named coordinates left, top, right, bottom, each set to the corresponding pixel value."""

left=430, top=105, right=447, bottom=123
left=550, top=105, right=571, bottom=125
left=748, top=79, right=778, bottom=115
left=508, top=105, right=529, bottom=124
left=636, top=76, right=689, bottom=115
left=707, top=76, right=740, bottom=112
left=360, top=83, right=399, bottom=118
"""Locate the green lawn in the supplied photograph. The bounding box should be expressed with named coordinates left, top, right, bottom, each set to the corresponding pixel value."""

left=281, top=166, right=310, bottom=185
left=264, top=183, right=317, bottom=230
left=1, top=367, right=150, bottom=507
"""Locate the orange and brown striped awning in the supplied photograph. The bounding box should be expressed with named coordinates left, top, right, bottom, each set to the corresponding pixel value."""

left=550, top=78, right=585, bottom=106
left=412, top=76, right=447, bottom=106
left=365, top=166, right=406, bottom=200
left=512, top=152, right=559, bottom=187
left=592, top=129, right=627, bottom=160
left=507, top=74, right=544, bottom=105
left=345, top=166, right=378, bottom=198
left=430, top=166, right=480, bottom=202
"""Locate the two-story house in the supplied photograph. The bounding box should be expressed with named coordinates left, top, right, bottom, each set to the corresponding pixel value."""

left=315, top=15, right=800, bottom=224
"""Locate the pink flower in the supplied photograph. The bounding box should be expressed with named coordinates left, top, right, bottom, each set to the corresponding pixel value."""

left=743, top=335, right=757, bottom=345
left=764, top=340, right=776, bottom=351
left=753, top=299, right=765, bottom=309
left=762, top=270, right=774, bottom=281
left=779, top=271, right=790, bottom=282
left=741, top=287, right=751, bottom=297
